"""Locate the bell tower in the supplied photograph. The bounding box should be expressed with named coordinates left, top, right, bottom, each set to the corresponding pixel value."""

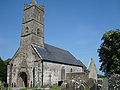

left=21, top=0, right=44, bottom=48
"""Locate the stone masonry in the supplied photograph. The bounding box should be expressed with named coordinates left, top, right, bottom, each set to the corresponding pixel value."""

left=7, top=0, right=84, bottom=87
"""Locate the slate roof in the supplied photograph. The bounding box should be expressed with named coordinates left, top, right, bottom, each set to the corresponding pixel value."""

left=32, top=43, right=84, bottom=66
left=77, top=59, right=87, bottom=70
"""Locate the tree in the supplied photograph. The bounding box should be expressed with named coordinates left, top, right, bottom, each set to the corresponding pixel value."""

left=0, top=57, right=11, bottom=82
left=97, top=74, right=105, bottom=78
left=98, top=30, right=120, bottom=77
left=4, top=58, right=11, bottom=65
left=0, top=57, right=6, bottom=82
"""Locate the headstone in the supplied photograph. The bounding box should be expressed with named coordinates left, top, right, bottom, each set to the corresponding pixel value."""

left=61, top=79, right=88, bottom=90
left=102, top=78, right=108, bottom=90
left=108, top=74, right=120, bottom=90
left=0, top=81, right=1, bottom=85
left=60, top=82, right=67, bottom=90
left=86, top=78, right=95, bottom=88
left=90, top=83, right=98, bottom=90
left=80, top=85, right=84, bottom=90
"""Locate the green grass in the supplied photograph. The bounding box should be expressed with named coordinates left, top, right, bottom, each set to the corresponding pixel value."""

left=19, top=85, right=60, bottom=90
left=20, top=88, right=27, bottom=90
left=40, top=85, right=47, bottom=88
left=84, top=88, right=90, bottom=90
left=50, top=85, right=60, bottom=90
left=0, top=85, right=13, bottom=90
left=0, top=85, right=4, bottom=88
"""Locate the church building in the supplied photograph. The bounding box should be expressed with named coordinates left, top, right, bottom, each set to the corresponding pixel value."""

left=7, top=0, right=87, bottom=87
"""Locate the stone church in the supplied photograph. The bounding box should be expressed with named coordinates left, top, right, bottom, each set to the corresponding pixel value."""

left=7, top=0, right=96, bottom=87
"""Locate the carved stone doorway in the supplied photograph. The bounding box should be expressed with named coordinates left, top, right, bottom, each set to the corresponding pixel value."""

left=17, top=72, right=27, bottom=87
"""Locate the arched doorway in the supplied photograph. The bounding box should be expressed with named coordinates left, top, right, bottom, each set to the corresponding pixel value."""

left=17, top=72, right=27, bottom=87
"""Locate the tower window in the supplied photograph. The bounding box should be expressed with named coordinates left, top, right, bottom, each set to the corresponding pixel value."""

left=71, top=68, right=72, bottom=72
left=37, top=28, right=40, bottom=35
left=26, top=27, right=29, bottom=33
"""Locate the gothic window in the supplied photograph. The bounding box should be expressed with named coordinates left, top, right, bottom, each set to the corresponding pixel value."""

left=26, top=27, right=29, bottom=33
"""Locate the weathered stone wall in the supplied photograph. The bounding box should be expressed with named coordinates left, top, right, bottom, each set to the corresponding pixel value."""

left=66, top=72, right=89, bottom=82
left=7, top=46, right=42, bottom=87
left=22, top=3, right=44, bottom=47
left=43, top=61, right=82, bottom=85
left=88, top=58, right=97, bottom=81
left=8, top=2, right=45, bottom=87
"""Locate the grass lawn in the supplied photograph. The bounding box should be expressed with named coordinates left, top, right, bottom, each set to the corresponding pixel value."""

left=0, top=85, right=12, bottom=90
left=50, top=85, right=60, bottom=90
left=18, top=85, right=60, bottom=90
left=20, top=87, right=37, bottom=90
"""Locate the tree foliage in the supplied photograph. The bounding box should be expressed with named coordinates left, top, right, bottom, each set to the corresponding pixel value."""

left=97, top=74, right=105, bottom=78
left=0, top=57, right=11, bottom=82
left=0, top=57, right=6, bottom=82
left=98, top=30, right=120, bottom=77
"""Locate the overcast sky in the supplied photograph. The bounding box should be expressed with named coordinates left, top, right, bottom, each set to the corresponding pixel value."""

left=0, top=0, right=120, bottom=74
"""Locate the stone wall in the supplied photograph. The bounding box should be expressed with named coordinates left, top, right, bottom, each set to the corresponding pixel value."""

left=7, top=46, right=42, bottom=87
left=66, top=72, right=89, bottom=82
left=43, top=61, right=82, bottom=85
left=88, top=58, right=97, bottom=81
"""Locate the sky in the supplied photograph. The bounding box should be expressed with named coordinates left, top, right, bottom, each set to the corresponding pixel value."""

left=0, top=0, right=120, bottom=74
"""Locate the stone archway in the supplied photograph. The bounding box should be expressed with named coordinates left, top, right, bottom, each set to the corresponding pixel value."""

left=17, top=72, right=28, bottom=87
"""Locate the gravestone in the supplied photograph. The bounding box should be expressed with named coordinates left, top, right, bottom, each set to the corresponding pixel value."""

left=102, top=78, right=108, bottom=90
left=61, top=79, right=88, bottom=90
left=61, top=78, right=101, bottom=90
left=108, top=74, right=120, bottom=90
left=80, top=85, right=84, bottom=90
left=86, top=78, right=95, bottom=88
left=60, top=81, right=67, bottom=90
